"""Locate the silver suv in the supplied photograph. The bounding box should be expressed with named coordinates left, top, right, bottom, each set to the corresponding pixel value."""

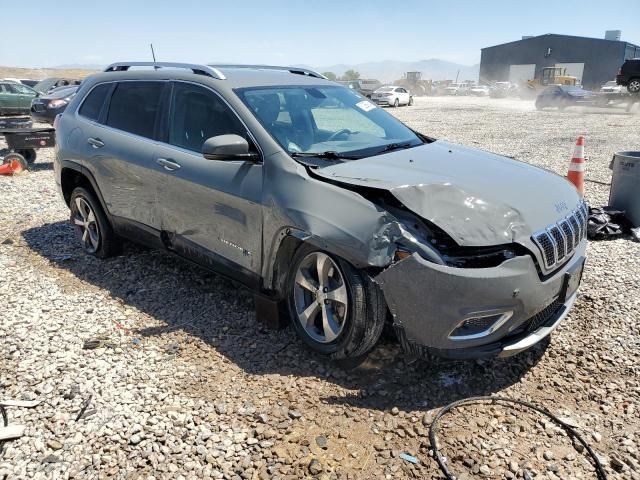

left=54, top=62, right=586, bottom=360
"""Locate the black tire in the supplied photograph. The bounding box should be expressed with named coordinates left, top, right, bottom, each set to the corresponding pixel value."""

left=287, top=245, right=387, bottom=360
left=393, top=98, right=399, bottom=108
left=69, top=186, right=122, bottom=258
left=16, top=149, right=36, bottom=164
left=535, top=100, right=544, bottom=110
left=627, top=78, right=640, bottom=94
left=408, top=96, right=414, bottom=106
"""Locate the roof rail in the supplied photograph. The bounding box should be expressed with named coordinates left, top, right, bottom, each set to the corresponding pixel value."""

left=103, top=62, right=226, bottom=80
left=208, top=64, right=327, bottom=79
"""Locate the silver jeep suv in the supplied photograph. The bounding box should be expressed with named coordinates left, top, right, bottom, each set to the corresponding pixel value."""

left=54, top=62, right=586, bottom=360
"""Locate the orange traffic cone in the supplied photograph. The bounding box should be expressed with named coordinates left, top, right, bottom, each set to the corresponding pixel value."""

left=0, top=153, right=28, bottom=176
left=567, top=135, right=585, bottom=196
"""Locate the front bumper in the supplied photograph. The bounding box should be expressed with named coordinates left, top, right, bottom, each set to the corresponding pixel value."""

left=375, top=242, right=586, bottom=359
left=371, top=97, right=392, bottom=105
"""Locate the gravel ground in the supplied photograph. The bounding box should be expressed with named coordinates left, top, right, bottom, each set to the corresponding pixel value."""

left=1, top=97, right=639, bottom=480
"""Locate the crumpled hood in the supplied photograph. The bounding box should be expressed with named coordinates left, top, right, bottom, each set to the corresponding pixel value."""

left=313, top=140, right=581, bottom=246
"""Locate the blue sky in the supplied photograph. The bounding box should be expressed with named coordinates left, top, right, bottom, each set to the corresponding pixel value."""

left=1, top=0, right=638, bottom=68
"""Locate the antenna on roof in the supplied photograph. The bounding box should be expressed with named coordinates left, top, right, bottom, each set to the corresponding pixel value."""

left=150, top=43, right=157, bottom=62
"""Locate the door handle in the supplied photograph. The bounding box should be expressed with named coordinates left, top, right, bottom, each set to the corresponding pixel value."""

left=87, top=137, right=104, bottom=148
left=156, top=158, right=181, bottom=171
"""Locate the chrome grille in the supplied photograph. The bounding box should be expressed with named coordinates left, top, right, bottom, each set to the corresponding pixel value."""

left=532, top=200, right=588, bottom=270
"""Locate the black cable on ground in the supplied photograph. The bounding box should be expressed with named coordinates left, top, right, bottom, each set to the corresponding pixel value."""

left=428, top=396, right=607, bottom=480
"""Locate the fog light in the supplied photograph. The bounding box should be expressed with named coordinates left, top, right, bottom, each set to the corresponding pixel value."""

left=449, top=311, right=513, bottom=340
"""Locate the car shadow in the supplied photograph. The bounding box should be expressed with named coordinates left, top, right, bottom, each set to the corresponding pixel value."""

left=28, top=161, right=53, bottom=172
left=21, top=221, right=548, bottom=413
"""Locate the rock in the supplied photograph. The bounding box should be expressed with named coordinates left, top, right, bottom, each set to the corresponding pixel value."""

left=308, top=459, right=323, bottom=476
left=479, top=464, right=491, bottom=475
left=129, top=434, right=143, bottom=445
left=391, top=407, right=400, bottom=416
left=610, top=456, right=626, bottom=472
left=315, top=435, right=328, bottom=449
left=41, top=454, right=61, bottom=464
left=543, top=450, right=554, bottom=461
left=592, top=431, right=602, bottom=442
left=47, top=439, right=63, bottom=451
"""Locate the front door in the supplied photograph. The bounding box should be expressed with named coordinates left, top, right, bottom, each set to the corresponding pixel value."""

left=154, top=82, right=263, bottom=279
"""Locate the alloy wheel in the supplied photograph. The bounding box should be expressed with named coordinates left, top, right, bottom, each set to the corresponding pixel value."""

left=73, top=197, right=100, bottom=253
left=629, top=79, right=640, bottom=93
left=293, top=252, right=348, bottom=344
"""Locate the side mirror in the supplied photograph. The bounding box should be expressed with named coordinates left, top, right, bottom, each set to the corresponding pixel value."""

left=202, top=134, right=259, bottom=161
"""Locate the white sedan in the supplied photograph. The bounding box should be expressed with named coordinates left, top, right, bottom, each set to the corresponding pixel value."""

left=371, top=86, right=413, bottom=107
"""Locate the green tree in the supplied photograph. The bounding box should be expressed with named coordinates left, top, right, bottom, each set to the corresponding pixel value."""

left=341, top=69, right=360, bottom=81
left=322, top=71, right=337, bottom=81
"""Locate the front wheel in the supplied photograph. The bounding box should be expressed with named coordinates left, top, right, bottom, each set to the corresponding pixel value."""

left=627, top=79, right=640, bottom=93
left=393, top=98, right=399, bottom=108
left=287, top=247, right=386, bottom=359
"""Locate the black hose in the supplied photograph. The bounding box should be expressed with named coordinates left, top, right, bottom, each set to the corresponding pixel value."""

left=428, top=396, right=607, bottom=480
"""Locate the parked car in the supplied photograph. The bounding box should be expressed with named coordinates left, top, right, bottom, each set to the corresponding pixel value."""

left=55, top=62, right=586, bottom=361
left=600, top=80, right=625, bottom=94
left=469, top=85, right=490, bottom=96
left=490, top=81, right=516, bottom=98
left=535, top=85, right=595, bottom=110
left=338, top=79, right=382, bottom=98
left=32, top=77, right=81, bottom=94
left=616, top=58, right=640, bottom=93
left=443, top=83, right=470, bottom=95
left=30, top=85, right=79, bottom=124
left=3, top=78, right=40, bottom=88
left=0, top=81, right=39, bottom=115
left=19, top=79, right=39, bottom=88
left=371, top=86, right=413, bottom=106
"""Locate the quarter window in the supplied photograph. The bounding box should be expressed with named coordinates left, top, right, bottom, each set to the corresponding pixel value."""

left=79, top=84, right=111, bottom=122
left=169, top=83, right=247, bottom=153
left=106, top=82, right=164, bottom=139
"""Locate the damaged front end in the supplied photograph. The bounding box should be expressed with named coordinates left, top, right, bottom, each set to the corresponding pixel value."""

left=326, top=185, right=585, bottom=360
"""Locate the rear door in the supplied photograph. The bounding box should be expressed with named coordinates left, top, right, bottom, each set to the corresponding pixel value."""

left=397, top=87, right=410, bottom=104
left=0, top=83, right=21, bottom=112
left=78, top=81, right=168, bottom=236
left=153, top=81, right=263, bottom=279
left=11, top=83, right=38, bottom=110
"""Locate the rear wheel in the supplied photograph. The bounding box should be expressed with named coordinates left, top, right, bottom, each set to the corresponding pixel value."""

left=69, top=187, right=122, bottom=258
left=628, top=79, right=640, bottom=93
left=408, top=96, right=414, bottom=106
left=287, top=246, right=386, bottom=359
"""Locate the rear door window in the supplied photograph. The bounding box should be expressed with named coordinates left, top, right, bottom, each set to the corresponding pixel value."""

left=79, top=83, right=111, bottom=122
left=169, top=82, right=248, bottom=153
left=106, top=82, right=164, bottom=139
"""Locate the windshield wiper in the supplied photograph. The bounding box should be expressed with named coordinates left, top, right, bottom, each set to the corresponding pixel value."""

left=290, top=151, right=360, bottom=160
left=379, top=142, right=415, bottom=153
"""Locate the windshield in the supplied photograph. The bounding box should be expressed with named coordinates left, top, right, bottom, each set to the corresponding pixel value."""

left=237, top=85, right=422, bottom=159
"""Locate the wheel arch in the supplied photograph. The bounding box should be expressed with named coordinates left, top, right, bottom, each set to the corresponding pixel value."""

left=60, top=163, right=111, bottom=221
